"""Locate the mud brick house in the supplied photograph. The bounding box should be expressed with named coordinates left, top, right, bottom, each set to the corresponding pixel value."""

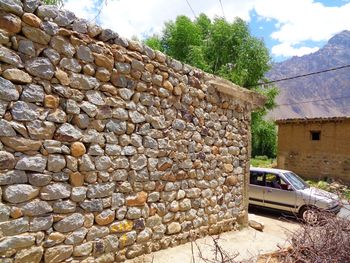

left=276, top=117, right=350, bottom=183
left=0, top=0, right=265, bottom=262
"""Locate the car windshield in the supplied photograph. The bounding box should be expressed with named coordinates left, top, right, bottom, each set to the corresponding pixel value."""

left=283, top=172, right=309, bottom=190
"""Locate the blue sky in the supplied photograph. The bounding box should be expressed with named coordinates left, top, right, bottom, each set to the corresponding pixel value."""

left=64, top=0, right=350, bottom=62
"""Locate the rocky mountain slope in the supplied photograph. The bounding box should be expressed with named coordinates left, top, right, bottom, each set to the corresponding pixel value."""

left=267, top=30, right=350, bottom=120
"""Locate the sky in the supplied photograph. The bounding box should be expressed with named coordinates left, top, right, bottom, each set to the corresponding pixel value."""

left=64, top=0, right=350, bottom=62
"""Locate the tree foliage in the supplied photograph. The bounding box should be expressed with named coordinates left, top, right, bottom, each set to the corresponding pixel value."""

left=42, top=0, right=63, bottom=6
left=145, top=14, right=278, bottom=157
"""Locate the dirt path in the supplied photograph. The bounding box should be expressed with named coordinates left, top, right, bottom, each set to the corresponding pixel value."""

left=128, top=213, right=299, bottom=263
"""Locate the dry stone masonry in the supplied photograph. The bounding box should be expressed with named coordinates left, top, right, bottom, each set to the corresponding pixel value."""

left=0, top=0, right=265, bottom=262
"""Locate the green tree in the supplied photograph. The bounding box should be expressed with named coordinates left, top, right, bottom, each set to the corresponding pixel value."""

left=145, top=14, right=278, bottom=158
left=42, top=0, right=63, bottom=5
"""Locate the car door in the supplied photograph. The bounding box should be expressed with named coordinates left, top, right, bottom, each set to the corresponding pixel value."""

left=263, top=172, right=298, bottom=213
left=249, top=171, right=265, bottom=206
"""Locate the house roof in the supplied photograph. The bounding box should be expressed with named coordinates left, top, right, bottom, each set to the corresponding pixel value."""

left=276, top=116, right=350, bottom=124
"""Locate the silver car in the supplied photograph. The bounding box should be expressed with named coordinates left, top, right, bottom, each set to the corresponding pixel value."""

left=249, top=167, right=341, bottom=223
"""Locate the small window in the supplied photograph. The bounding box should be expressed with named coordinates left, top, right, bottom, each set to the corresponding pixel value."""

left=310, top=131, right=321, bottom=141
left=250, top=172, right=264, bottom=186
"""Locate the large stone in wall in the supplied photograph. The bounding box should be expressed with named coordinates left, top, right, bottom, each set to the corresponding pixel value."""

left=25, top=57, right=55, bottom=80
left=40, top=183, right=71, bottom=200
left=55, top=123, right=83, bottom=142
left=14, top=246, right=43, bottom=263
left=0, top=46, right=23, bottom=68
left=3, top=184, right=39, bottom=203
left=53, top=213, right=84, bottom=233
left=15, top=154, right=47, bottom=172
left=0, top=235, right=35, bottom=254
left=0, top=151, right=15, bottom=170
left=1, top=137, right=42, bottom=152
left=0, top=76, right=19, bottom=101
left=44, top=245, right=73, bottom=263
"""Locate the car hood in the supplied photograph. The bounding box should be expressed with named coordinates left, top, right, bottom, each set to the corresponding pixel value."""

left=300, top=187, right=339, bottom=202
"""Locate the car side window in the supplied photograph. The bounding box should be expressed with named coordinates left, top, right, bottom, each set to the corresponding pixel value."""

left=250, top=172, right=264, bottom=186
left=265, top=173, right=290, bottom=190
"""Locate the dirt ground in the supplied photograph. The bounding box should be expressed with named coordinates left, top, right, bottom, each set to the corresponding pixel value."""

left=128, top=211, right=299, bottom=263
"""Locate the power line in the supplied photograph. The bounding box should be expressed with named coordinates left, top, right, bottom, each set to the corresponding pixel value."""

left=185, top=0, right=197, bottom=18
left=245, top=64, right=350, bottom=88
left=219, top=0, right=226, bottom=19
left=276, top=94, right=350, bottom=107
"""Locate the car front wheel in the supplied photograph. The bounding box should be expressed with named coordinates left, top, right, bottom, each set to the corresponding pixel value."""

left=299, top=206, right=318, bottom=224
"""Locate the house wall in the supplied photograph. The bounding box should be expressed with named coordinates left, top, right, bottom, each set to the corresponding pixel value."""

left=0, top=1, right=260, bottom=262
left=277, top=119, right=350, bottom=183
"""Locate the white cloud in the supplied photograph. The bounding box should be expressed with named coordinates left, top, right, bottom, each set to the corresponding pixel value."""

left=271, top=43, right=319, bottom=57
left=63, top=0, right=350, bottom=58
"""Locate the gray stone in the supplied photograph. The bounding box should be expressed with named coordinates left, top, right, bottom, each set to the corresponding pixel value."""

left=114, top=35, right=129, bottom=47
left=0, top=45, right=23, bottom=68
left=106, top=119, right=127, bottom=134
left=73, top=242, right=92, bottom=257
left=21, top=199, right=52, bottom=216
left=0, top=235, right=35, bottom=253
left=112, top=108, right=129, bottom=120
left=76, top=45, right=93, bottom=62
left=0, top=151, right=15, bottom=170
left=130, top=154, right=147, bottom=170
left=12, top=101, right=38, bottom=121
left=95, top=156, right=112, bottom=170
left=0, top=170, right=27, bottom=185
left=27, top=121, right=56, bottom=140
left=14, top=245, right=43, bottom=263
left=46, top=109, right=67, bottom=123
left=80, top=101, right=97, bottom=117
left=41, top=21, right=59, bottom=36
left=115, top=62, right=130, bottom=74
left=3, top=184, right=39, bottom=203
left=0, top=99, right=7, bottom=117
left=47, top=154, right=66, bottom=172
left=143, top=136, right=158, bottom=149
left=118, top=88, right=134, bottom=100
left=119, top=231, right=136, bottom=248
left=0, top=217, right=29, bottom=236
left=25, top=57, right=54, bottom=80
left=36, top=4, right=58, bottom=19
left=50, top=35, right=75, bottom=58
left=87, top=144, right=104, bottom=156
left=54, top=213, right=84, bottom=233
left=105, top=235, right=119, bottom=253
left=55, top=123, right=83, bottom=142
left=69, top=73, right=100, bottom=90
left=44, top=245, right=73, bottom=263
left=40, top=183, right=71, bottom=200
left=43, top=48, right=60, bottom=65
left=70, top=187, right=87, bottom=202
left=15, top=154, right=47, bottom=172
left=0, top=0, right=23, bottom=15
left=122, top=146, right=137, bottom=156
left=86, top=225, right=109, bottom=241
left=0, top=203, right=10, bottom=222
left=59, top=57, right=81, bottom=73
left=80, top=199, right=103, bottom=212
left=72, top=19, right=88, bottom=33
left=29, top=215, right=53, bottom=232
left=87, top=182, right=115, bottom=198
left=54, top=9, right=76, bottom=26
left=21, top=84, right=45, bottom=103
left=79, top=154, right=95, bottom=171
left=86, top=90, right=105, bottom=106
left=23, top=0, right=40, bottom=13
left=111, top=169, right=127, bottom=181
left=18, top=40, right=35, bottom=57
left=126, top=207, right=142, bottom=219
left=28, top=173, right=52, bottom=187
left=0, top=76, right=19, bottom=101
left=66, top=99, right=80, bottom=114
left=87, top=22, right=102, bottom=37
left=147, top=192, right=160, bottom=202
left=99, top=28, right=117, bottom=41
left=167, top=222, right=181, bottom=234
left=146, top=214, right=162, bottom=228
left=173, top=119, right=186, bottom=130
left=129, top=111, right=145, bottom=124
left=53, top=200, right=76, bottom=213
left=111, top=193, right=125, bottom=209
left=65, top=227, right=88, bottom=245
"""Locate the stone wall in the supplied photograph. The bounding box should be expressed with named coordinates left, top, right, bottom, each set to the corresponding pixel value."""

left=277, top=117, right=350, bottom=183
left=0, top=1, right=264, bottom=262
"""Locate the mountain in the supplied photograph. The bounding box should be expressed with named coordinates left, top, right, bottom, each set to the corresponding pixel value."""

left=266, top=30, right=350, bottom=120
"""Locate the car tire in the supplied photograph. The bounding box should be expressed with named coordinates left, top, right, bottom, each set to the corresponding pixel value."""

left=299, top=206, right=319, bottom=224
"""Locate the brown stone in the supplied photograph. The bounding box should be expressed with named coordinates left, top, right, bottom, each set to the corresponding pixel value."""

left=70, top=142, right=86, bottom=157
left=22, top=25, right=51, bottom=45
left=10, top=207, right=23, bottom=219
left=126, top=191, right=148, bottom=207
left=55, top=69, right=70, bottom=85
left=22, top=13, right=41, bottom=28
left=69, top=172, right=84, bottom=187
left=160, top=173, right=176, bottom=182
left=44, top=245, right=73, bottom=263
left=173, top=85, right=182, bottom=96
left=14, top=246, right=43, bottom=263
left=94, top=53, right=114, bottom=71
left=47, top=232, right=66, bottom=244
left=225, top=175, right=238, bottom=186
left=95, top=209, right=115, bottom=226
left=0, top=151, right=15, bottom=170
left=44, top=95, right=60, bottom=109
left=1, top=137, right=42, bottom=152
left=3, top=69, right=32, bottom=84
left=145, top=63, right=154, bottom=73
left=212, top=146, right=219, bottom=155
left=0, top=11, right=21, bottom=34
left=163, top=80, right=173, bottom=92
left=223, top=164, right=233, bottom=173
